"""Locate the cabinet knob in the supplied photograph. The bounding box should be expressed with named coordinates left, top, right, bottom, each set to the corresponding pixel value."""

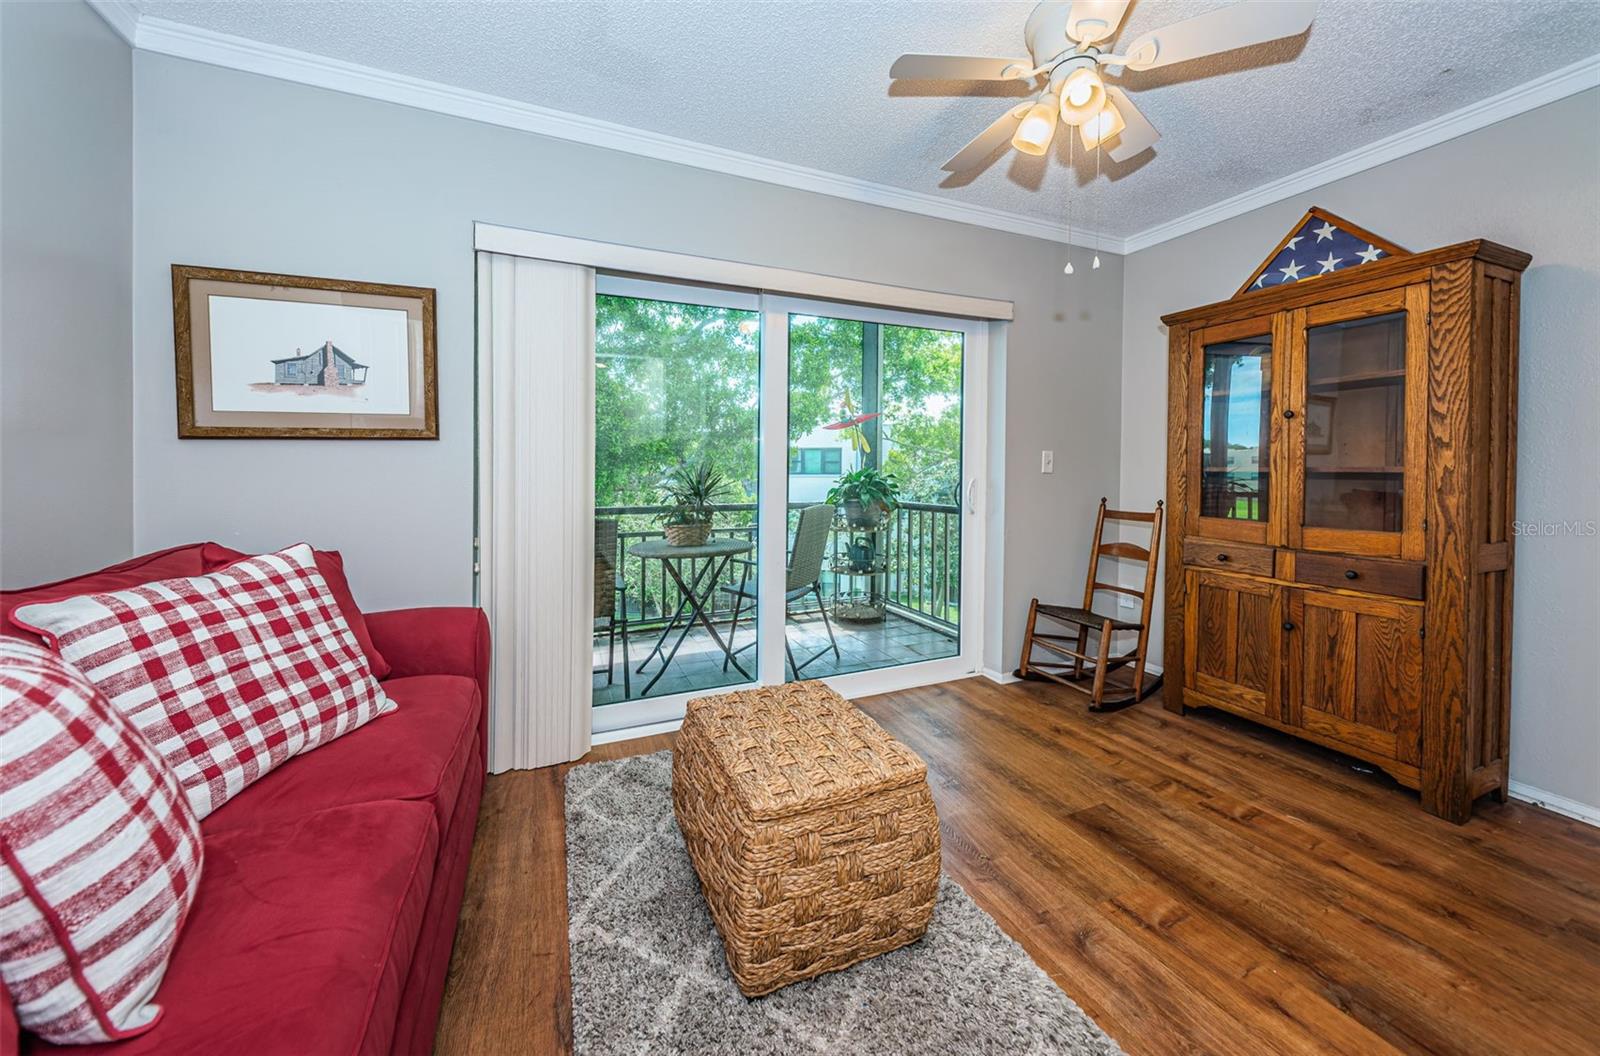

left=1283, top=409, right=1296, bottom=419
left=1344, top=569, right=1359, bottom=580
left=1282, top=621, right=1295, bottom=631
left=1216, top=553, right=1229, bottom=562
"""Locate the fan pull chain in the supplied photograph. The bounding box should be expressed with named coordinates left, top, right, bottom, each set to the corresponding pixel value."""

left=1064, top=135, right=1075, bottom=275
left=1092, top=144, right=1102, bottom=270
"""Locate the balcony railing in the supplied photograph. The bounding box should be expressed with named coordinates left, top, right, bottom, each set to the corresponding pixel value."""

left=595, top=501, right=961, bottom=637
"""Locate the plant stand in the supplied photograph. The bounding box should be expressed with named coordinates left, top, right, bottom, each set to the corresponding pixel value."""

left=829, top=522, right=887, bottom=623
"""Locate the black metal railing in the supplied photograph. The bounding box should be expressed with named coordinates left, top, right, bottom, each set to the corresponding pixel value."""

left=595, top=501, right=961, bottom=636
left=883, top=501, right=962, bottom=632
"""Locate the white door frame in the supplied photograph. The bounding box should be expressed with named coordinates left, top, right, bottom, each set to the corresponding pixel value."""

left=759, top=295, right=988, bottom=702
left=585, top=282, right=993, bottom=742
left=591, top=275, right=763, bottom=737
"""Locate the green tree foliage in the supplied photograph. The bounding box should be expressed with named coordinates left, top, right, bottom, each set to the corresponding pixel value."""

left=595, top=298, right=962, bottom=510
left=881, top=324, right=963, bottom=504
left=595, top=294, right=759, bottom=508
left=787, top=315, right=863, bottom=444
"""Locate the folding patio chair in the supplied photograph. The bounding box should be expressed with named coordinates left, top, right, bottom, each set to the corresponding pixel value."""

left=721, top=504, right=840, bottom=679
left=594, top=519, right=631, bottom=697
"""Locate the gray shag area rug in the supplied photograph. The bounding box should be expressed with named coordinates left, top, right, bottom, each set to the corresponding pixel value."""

left=566, top=751, right=1123, bottom=1055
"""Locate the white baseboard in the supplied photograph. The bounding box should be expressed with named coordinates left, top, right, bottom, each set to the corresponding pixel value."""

left=1507, top=781, right=1600, bottom=827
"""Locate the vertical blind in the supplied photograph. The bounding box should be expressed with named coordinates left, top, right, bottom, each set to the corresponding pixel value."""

left=476, top=252, right=595, bottom=771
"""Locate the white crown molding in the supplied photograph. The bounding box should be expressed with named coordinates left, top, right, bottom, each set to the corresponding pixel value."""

left=91, top=6, right=1600, bottom=258
left=86, top=0, right=139, bottom=46
left=119, top=14, right=1123, bottom=252
left=1120, top=51, right=1600, bottom=253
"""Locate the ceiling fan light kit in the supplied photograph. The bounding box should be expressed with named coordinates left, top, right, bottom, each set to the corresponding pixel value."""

left=1056, top=63, right=1106, bottom=125
left=1078, top=100, right=1125, bottom=150
left=894, top=0, right=1320, bottom=173
left=1012, top=97, right=1061, bottom=156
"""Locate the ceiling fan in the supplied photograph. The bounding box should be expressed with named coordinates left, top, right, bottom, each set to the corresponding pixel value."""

left=892, top=0, right=1319, bottom=172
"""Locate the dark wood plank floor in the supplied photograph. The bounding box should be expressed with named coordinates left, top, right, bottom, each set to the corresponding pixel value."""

left=433, top=678, right=1600, bottom=1055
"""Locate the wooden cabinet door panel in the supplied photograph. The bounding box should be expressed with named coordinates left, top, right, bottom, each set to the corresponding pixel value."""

left=1185, top=317, right=1284, bottom=545
left=1287, top=285, right=1429, bottom=560
left=1288, top=589, right=1422, bottom=765
left=1184, top=571, right=1282, bottom=719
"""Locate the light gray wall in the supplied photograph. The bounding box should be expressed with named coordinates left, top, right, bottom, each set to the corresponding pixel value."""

left=1119, top=88, right=1600, bottom=811
left=1, top=0, right=133, bottom=587
left=132, top=52, right=1124, bottom=659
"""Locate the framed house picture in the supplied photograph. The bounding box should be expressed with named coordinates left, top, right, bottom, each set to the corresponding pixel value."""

left=173, top=265, right=437, bottom=438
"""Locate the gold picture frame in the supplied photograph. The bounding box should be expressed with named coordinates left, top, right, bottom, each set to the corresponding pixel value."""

left=173, top=264, right=437, bottom=439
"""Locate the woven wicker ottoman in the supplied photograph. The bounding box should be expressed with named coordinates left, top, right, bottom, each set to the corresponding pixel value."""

left=671, top=681, right=941, bottom=997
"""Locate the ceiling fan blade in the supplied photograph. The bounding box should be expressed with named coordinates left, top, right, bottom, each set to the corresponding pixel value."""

left=941, top=104, right=1030, bottom=172
left=891, top=54, right=1032, bottom=81
left=1102, top=86, right=1158, bottom=161
left=1117, top=0, right=1318, bottom=72
left=1065, top=0, right=1131, bottom=45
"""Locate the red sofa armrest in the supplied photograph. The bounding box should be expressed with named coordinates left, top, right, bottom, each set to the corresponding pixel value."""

left=366, top=607, right=490, bottom=750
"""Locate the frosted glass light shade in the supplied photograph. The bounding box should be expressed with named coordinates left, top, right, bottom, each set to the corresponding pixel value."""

left=1078, top=100, right=1126, bottom=150
left=1058, top=68, right=1107, bottom=125
left=1011, top=100, right=1059, bottom=156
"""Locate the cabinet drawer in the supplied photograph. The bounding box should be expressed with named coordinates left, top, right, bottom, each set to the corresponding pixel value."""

left=1182, top=540, right=1275, bottom=576
left=1296, top=553, right=1424, bottom=600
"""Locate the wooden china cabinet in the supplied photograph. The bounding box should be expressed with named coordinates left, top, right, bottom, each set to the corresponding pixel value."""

left=1162, top=236, right=1529, bottom=822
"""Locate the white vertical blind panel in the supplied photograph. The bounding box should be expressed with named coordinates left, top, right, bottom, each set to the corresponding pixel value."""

left=478, top=252, right=595, bottom=771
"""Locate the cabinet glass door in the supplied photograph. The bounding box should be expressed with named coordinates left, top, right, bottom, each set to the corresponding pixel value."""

left=1303, top=312, right=1406, bottom=531
left=1292, top=288, right=1426, bottom=558
left=1189, top=320, right=1276, bottom=543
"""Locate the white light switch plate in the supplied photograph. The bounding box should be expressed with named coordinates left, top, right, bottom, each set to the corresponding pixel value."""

left=1040, top=450, right=1054, bottom=474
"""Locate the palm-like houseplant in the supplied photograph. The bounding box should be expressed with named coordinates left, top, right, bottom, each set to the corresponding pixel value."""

left=658, top=462, right=732, bottom=546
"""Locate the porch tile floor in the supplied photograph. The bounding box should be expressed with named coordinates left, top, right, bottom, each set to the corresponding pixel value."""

left=591, top=610, right=958, bottom=706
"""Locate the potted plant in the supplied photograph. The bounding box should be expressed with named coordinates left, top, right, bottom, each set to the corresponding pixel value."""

left=657, top=462, right=731, bottom=546
left=827, top=466, right=901, bottom=529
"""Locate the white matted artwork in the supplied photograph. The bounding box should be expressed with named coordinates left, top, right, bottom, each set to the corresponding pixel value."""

left=207, top=296, right=412, bottom=415
left=173, top=265, right=436, bottom=439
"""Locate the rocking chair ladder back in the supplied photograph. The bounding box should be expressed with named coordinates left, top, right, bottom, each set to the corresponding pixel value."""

left=1018, top=498, right=1164, bottom=709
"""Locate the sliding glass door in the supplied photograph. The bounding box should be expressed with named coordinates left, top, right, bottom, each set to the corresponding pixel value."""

left=593, top=280, right=985, bottom=734
left=591, top=278, right=761, bottom=728
left=783, top=310, right=966, bottom=680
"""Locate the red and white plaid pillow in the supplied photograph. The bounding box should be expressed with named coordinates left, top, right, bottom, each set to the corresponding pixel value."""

left=0, top=637, right=203, bottom=1044
left=12, top=543, right=394, bottom=819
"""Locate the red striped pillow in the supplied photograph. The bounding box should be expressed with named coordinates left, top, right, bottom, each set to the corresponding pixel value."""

left=0, top=637, right=203, bottom=1044
left=12, top=544, right=394, bottom=819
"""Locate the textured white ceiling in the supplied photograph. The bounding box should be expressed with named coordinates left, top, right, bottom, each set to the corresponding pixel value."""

left=135, top=0, right=1600, bottom=239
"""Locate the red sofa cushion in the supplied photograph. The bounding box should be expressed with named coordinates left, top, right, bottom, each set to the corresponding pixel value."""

left=1, top=545, right=206, bottom=647
left=199, top=544, right=391, bottom=681
left=202, top=675, right=480, bottom=840
left=25, top=800, right=439, bottom=1056
left=365, top=608, right=490, bottom=761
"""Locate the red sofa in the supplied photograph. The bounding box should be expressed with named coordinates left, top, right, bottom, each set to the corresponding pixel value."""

left=1, top=544, right=489, bottom=1056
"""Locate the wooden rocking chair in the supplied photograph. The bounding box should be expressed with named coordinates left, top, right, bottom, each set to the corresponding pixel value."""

left=1016, top=498, right=1164, bottom=710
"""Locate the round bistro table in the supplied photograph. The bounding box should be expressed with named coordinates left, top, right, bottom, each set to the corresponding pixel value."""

left=628, top=537, right=753, bottom=696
